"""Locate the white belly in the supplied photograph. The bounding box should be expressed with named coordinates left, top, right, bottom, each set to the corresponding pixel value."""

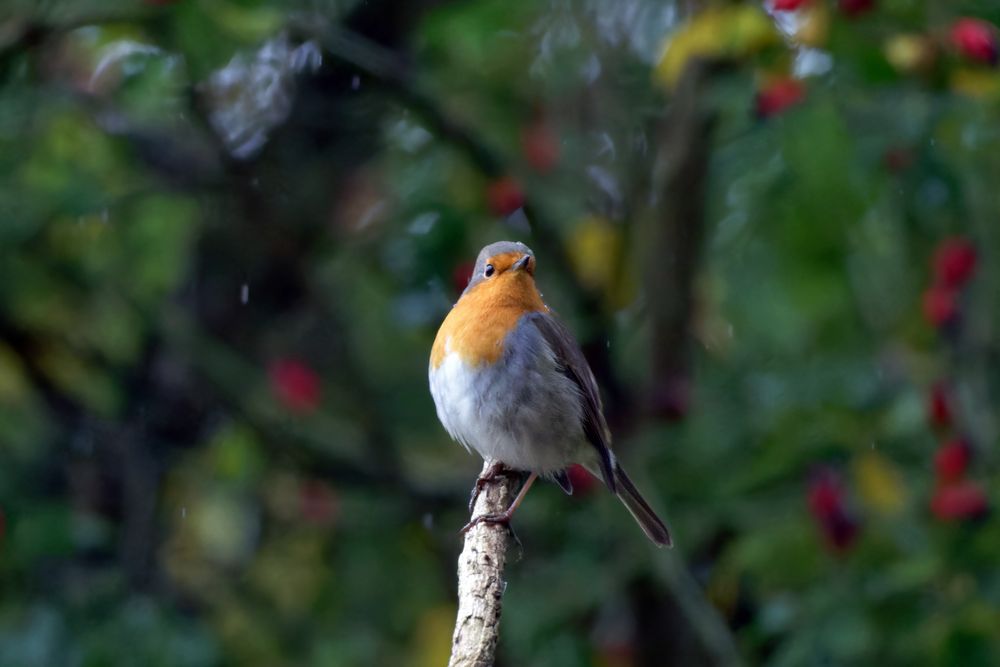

left=428, top=329, right=585, bottom=475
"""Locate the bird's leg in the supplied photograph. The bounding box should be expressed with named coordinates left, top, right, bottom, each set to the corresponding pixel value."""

left=461, top=472, right=538, bottom=534
left=467, top=461, right=523, bottom=513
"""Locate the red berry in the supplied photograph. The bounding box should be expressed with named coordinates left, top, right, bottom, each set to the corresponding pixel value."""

left=932, top=237, right=977, bottom=288
left=269, top=358, right=322, bottom=414
left=808, top=469, right=843, bottom=518
left=807, top=470, right=859, bottom=552
left=951, top=18, right=998, bottom=66
left=521, top=123, right=560, bottom=173
left=772, top=0, right=808, bottom=11
left=486, top=177, right=525, bottom=217
left=451, top=260, right=475, bottom=296
left=821, top=512, right=860, bottom=552
left=930, top=480, right=988, bottom=520
left=934, top=439, right=971, bottom=483
left=567, top=464, right=599, bottom=497
left=839, top=0, right=874, bottom=17
left=927, top=382, right=952, bottom=428
left=921, top=285, right=957, bottom=328
left=755, top=78, right=806, bottom=118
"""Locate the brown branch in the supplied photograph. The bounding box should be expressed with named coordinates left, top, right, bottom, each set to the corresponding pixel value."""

left=646, top=58, right=724, bottom=418
left=448, top=461, right=517, bottom=667
left=649, top=552, right=743, bottom=666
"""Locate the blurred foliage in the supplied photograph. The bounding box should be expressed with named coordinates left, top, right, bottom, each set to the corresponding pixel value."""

left=2, top=0, right=1000, bottom=665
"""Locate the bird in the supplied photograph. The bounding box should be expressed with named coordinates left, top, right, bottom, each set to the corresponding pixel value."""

left=428, top=241, right=672, bottom=547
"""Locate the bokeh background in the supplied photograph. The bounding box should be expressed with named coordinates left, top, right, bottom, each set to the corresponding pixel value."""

left=2, top=0, right=1000, bottom=665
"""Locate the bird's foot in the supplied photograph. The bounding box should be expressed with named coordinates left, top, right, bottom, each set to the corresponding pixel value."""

left=460, top=510, right=511, bottom=532
left=467, top=462, right=523, bottom=513
left=460, top=511, right=522, bottom=552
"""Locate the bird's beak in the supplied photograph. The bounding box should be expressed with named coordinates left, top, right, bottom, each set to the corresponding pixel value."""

left=513, top=254, right=532, bottom=272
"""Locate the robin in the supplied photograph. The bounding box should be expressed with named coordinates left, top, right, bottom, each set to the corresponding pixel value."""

left=429, top=241, right=672, bottom=547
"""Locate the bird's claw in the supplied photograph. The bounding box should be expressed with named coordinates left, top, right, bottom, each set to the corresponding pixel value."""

left=460, top=512, right=522, bottom=552
left=467, top=463, right=522, bottom=513
left=460, top=511, right=511, bottom=533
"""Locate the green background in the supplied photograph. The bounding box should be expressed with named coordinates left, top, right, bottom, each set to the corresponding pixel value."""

left=2, top=0, right=1000, bottom=665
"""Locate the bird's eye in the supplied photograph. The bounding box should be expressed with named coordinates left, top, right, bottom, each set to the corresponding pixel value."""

left=484, top=264, right=495, bottom=277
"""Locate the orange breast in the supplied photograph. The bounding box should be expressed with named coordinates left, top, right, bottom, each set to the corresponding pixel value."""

left=430, top=273, right=547, bottom=369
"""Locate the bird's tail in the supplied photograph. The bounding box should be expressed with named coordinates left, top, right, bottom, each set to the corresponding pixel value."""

left=614, top=463, right=672, bottom=548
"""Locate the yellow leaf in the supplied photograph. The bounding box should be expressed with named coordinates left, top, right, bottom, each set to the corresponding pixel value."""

left=655, top=5, right=780, bottom=88
left=951, top=68, right=1000, bottom=99
left=794, top=5, right=829, bottom=48
left=412, top=604, right=456, bottom=667
left=853, top=452, right=907, bottom=516
left=884, top=34, right=935, bottom=75
left=567, top=216, right=634, bottom=308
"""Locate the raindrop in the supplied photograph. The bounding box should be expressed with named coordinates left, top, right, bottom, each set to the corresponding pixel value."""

left=351, top=75, right=360, bottom=90
left=180, top=507, right=187, bottom=519
left=100, top=208, right=109, bottom=224
left=240, top=283, right=250, bottom=304
left=422, top=513, right=434, bottom=530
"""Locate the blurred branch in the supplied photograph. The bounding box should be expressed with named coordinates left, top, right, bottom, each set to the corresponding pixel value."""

left=645, top=59, right=723, bottom=417
left=449, top=461, right=517, bottom=667
left=648, top=554, right=742, bottom=667
left=635, top=57, right=743, bottom=666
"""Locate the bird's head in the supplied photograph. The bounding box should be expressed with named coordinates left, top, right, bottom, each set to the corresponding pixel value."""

left=462, top=241, right=537, bottom=297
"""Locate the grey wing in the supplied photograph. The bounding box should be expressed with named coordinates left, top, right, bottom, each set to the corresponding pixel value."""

left=526, top=311, right=617, bottom=493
